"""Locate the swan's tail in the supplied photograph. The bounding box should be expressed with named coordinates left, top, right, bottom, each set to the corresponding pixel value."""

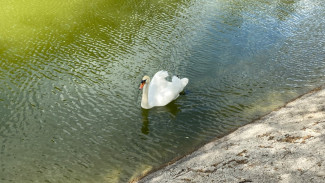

left=172, top=76, right=189, bottom=93
left=181, top=78, right=189, bottom=88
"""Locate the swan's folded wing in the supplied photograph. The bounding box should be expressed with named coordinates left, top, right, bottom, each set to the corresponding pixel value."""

left=150, top=71, right=169, bottom=88
left=148, top=71, right=189, bottom=107
left=148, top=71, right=169, bottom=106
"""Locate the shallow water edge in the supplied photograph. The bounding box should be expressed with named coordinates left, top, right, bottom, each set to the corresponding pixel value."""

left=131, top=85, right=325, bottom=182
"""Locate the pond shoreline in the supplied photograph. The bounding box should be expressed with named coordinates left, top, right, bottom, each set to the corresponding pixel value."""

left=132, top=86, right=325, bottom=182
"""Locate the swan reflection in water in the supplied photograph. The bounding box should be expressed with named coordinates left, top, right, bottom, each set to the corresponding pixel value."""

left=141, top=101, right=181, bottom=135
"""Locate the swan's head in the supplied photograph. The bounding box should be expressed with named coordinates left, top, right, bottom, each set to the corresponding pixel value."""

left=139, top=76, right=150, bottom=90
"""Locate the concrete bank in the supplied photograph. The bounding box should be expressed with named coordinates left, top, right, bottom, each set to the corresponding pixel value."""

left=135, top=87, right=325, bottom=183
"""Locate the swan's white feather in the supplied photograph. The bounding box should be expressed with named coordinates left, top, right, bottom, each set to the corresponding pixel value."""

left=147, top=71, right=188, bottom=107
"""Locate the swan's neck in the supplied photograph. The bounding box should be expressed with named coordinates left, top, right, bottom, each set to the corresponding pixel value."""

left=141, top=81, right=151, bottom=109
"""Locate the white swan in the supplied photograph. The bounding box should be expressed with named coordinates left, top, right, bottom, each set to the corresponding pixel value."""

left=139, top=70, right=189, bottom=109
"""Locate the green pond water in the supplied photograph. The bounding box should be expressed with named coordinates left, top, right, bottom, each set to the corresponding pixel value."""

left=1, top=0, right=325, bottom=182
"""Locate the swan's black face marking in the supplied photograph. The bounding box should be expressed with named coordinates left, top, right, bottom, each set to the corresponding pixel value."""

left=139, top=79, right=147, bottom=90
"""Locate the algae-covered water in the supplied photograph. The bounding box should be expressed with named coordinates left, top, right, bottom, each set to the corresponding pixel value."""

left=1, top=0, right=325, bottom=182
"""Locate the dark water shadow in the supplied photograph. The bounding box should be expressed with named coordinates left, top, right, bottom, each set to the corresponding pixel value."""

left=141, top=101, right=181, bottom=135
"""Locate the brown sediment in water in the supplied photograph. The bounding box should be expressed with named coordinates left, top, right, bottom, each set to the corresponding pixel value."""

left=131, top=85, right=325, bottom=182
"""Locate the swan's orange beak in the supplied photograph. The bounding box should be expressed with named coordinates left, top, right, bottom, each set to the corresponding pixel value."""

left=139, top=80, right=146, bottom=90
left=139, top=83, right=145, bottom=90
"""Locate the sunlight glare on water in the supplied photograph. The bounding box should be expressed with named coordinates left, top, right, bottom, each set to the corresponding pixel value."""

left=0, top=0, right=325, bottom=182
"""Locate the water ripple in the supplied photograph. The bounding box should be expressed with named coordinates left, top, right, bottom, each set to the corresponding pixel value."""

left=1, top=0, right=325, bottom=182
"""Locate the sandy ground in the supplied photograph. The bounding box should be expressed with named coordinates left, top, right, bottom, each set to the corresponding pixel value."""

left=134, top=87, right=325, bottom=183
